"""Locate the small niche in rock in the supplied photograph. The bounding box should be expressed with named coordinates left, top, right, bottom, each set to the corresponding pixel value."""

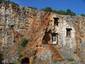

left=66, top=28, right=72, bottom=37
left=0, top=53, right=3, bottom=64
left=21, top=57, right=29, bottom=64
left=54, top=17, right=59, bottom=26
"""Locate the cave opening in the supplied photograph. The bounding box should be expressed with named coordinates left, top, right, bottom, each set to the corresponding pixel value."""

left=66, top=28, right=72, bottom=37
left=21, top=57, right=29, bottom=64
left=54, top=17, right=59, bottom=26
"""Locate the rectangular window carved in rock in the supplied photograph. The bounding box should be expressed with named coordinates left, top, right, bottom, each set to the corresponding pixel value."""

left=66, top=28, right=72, bottom=37
left=51, top=33, right=58, bottom=44
left=54, top=17, right=59, bottom=26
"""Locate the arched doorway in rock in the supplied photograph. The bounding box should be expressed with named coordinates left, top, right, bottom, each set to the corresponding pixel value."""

left=21, top=57, right=29, bottom=64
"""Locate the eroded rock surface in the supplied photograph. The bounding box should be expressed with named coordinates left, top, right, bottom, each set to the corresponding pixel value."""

left=0, top=2, right=85, bottom=64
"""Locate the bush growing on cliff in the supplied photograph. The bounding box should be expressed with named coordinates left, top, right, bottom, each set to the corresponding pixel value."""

left=42, top=7, right=53, bottom=12
left=53, top=9, right=76, bottom=16
left=20, top=38, right=28, bottom=48
left=80, top=14, right=85, bottom=16
left=53, top=10, right=66, bottom=15
left=28, top=7, right=37, bottom=10
left=42, top=7, right=76, bottom=16
left=0, top=0, right=6, bottom=3
left=0, top=0, right=19, bottom=7
left=65, top=9, right=76, bottom=16
left=0, top=0, right=12, bottom=3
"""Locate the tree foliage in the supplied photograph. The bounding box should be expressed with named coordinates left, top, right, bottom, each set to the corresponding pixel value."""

left=53, top=10, right=66, bottom=15
left=0, top=0, right=6, bottom=3
left=42, top=7, right=53, bottom=12
left=42, top=7, right=76, bottom=16
left=65, top=9, right=76, bottom=16
left=80, top=14, right=85, bottom=16
left=0, top=0, right=10, bottom=3
left=0, top=0, right=19, bottom=6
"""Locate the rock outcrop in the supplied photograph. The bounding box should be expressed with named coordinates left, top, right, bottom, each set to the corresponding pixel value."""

left=0, top=1, right=85, bottom=64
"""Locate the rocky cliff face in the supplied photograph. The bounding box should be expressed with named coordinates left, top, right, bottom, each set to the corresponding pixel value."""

left=0, top=2, right=85, bottom=64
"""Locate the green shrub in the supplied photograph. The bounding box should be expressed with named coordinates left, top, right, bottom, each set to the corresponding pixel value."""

left=20, top=38, right=28, bottom=48
left=42, top=7, right=53, bottom=12
left=53, top=10, right=66, bottom=15
left=0, top=0, right=6, bottom=3
left=65, top=9, right=76, bottom=16
left=42, top=7, right=76, bottom=16
left=80, top=14, right=85, bottom=16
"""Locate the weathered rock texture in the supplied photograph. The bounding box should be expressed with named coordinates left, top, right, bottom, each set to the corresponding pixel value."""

left=0, top=2, right=85, bottom=64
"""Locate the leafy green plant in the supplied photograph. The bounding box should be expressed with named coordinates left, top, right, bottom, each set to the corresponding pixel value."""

left=20, top=38, right=28, bottom=48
